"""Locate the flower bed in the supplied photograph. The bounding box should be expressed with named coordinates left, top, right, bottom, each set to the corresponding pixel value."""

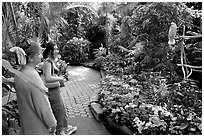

left=98, top=74, right=202, bottom=135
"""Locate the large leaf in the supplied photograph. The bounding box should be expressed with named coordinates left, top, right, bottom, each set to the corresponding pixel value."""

left=180, top=121, right=190, bottom=130
left=2, top=76, right=14, bottom=84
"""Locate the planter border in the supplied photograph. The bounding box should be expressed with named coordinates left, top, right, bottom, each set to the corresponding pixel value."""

left=102, top=115, right=133, bottom=135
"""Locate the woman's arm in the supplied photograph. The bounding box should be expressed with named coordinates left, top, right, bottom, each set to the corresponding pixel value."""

left=44, top=62, right=63, bottom=83
left=44, top=81, right=60, bottom=88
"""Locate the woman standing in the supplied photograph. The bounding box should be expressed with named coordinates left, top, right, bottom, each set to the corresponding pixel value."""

left=43, top=41, right=77, bottom=135
left=14, top=38, right=57, bottom=135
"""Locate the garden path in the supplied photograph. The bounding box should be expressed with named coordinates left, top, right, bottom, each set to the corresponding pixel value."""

left=60, top=65, right=109, bottom=135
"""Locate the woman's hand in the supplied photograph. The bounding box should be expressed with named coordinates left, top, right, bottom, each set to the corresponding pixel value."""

left=59, top=76, right=64, bottom=81
left=59, top=76, right=65, bottom=87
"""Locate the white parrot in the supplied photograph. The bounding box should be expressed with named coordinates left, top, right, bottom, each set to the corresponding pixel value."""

left=168, top=22, right=177, bottom=45
left=10, top=47, right=27, bottom=65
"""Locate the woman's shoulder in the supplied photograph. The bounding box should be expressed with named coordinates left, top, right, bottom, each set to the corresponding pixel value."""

left=23, top=68, right=38, bottom=79
left=43, top=59, right=52, bottom=69
left=14, top=67, right=37, bottom=87
left=44, top=58, right=54, bottom=66
left=44, top=58, right=53, bottom=64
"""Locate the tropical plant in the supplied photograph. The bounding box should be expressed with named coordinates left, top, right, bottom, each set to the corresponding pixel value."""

left=61, top=37, right=90, bottom=65
left=2, top=2, right=49, bottom=60
left=131, top=2, right=195, bottom=44
left=2, top=64, right=20, bottom=135
left=2, top=99, right=20, bottom=135
left=106, top=2, right=201, bottom=83
left=85, top=23, right=107, bottom=58
left=2, top=2, right=19, bottom=54
left=56, top=3, right=99, bottom=56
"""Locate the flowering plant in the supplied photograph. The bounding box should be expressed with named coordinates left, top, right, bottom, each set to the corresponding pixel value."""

left=99, top=74, right=202, bottom=135
left=55, top=59, right=69, bottom=81
left=93, top=46, right=107, bottom=70
left=67, top=37, right=91, bottom=47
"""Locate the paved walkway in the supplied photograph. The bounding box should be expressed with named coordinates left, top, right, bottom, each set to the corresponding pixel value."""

left=60, top=66, right=109, bottom=135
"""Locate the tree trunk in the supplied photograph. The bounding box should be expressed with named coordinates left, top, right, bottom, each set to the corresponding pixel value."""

left=8, top=2, right=20, bottom=44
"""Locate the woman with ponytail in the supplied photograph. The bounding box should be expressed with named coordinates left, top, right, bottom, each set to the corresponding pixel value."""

left=14, top=38, right=57, bottom=134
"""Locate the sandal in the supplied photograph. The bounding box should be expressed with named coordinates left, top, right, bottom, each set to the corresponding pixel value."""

left=56, top=130, right=66, bottom=135
left=64, top=125, right=77, bottom=135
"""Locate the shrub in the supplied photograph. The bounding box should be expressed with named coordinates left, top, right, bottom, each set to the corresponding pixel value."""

left=61, top=37, right=90, bottom=65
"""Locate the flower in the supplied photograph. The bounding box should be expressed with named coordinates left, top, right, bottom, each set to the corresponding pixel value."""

left=144, top=122, right=152, bottom=129
left=149, top=116, right=160, bottom=125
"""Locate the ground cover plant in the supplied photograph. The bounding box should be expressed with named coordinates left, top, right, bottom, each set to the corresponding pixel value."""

left=99, top=73, right=202, bottom=135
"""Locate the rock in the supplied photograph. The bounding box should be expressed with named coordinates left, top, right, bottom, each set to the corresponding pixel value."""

left=89, top=102, right=103, bottom=121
